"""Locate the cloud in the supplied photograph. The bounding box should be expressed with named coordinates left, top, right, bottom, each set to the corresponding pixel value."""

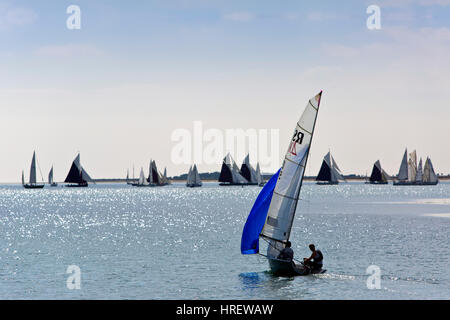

left=223, top=12, right=254, bottom=22
left=35, top=44, right=104, bottom=58
left=306, top=11, right=340, bottom=22
left=376, top=0, right=450, bottom=7
left=0, top=4, right=37, bottom=30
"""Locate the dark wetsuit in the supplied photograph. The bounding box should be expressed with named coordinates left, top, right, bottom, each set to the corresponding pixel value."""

left=309, top=250, right=323, bottom=270
left=277, top=247, right=294, bottom=262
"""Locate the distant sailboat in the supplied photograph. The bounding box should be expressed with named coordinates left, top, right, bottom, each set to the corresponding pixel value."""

left=241, top=91, right=326, bottom=276
left=422, top=157, right=439, bottom=185
left=64, top=153, right=92, bottom=187
left=162, top=167, right=171, bottom=185
left=394, top=149, right=439, bottom=185
left=23, top=151, right=44, bottom=189
left=315, top=151, right=345, bottom=185
left=218, top=153, right=249, bottom=186
left=255, top=163, right=265, bottom=186
left=186, top=164, right=202, bottom=187
left=147, top=160, right=169, bottom=186
left=415, top=158, right=423, bottom=183
left=131, top=167, right=149, bottom=187
left=48, top=166, right=58, bottom=187
left=367, top=160, right=390, bottom=184
left=239, top=154, right=258, bottom=185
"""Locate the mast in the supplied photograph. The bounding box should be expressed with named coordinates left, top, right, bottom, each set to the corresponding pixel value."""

left=261, top=91, right=322, bottom=244
left=29, top=151, right=37, bottom=185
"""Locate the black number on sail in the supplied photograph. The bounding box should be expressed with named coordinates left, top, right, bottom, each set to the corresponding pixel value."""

left=292, top=130, right=304, bottom=144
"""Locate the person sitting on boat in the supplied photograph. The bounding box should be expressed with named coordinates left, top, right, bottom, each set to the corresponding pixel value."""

left=303, top=244, right=323, bottom=271
left=277, top=241, right=294, bottom=262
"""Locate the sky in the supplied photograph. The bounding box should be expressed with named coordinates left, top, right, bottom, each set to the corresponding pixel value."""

left=1, top=0, right=450, bottom=182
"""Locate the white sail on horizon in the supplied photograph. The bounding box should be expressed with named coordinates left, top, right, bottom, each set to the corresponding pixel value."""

left=138, top=167, right=146, bottom=185
left=423, top=157, right=438, bottom=184
left=29, top=151, right=37, bottom=185
left=408, top=150, right=417, bottom=182
left=415, top=158, right=423, bottom=182
left=255, top=163, right=263, bottom=185
left=397, top=149, right=409, bottom=181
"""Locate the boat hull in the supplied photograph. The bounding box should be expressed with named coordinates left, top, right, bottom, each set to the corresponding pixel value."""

left=268, top=258, right=326, bottom=277
left=219, top=182, right=258, bottom=186
left=186, top=184, right=202, bottom=188
left=393, top=181, right=439, bottom=186
left=316, top=181, right=339, bottom=185
left=365, top=181, right=389, bottom=185
left=65, top=183, right=88, bottom=188
left=23, top=184, right=45, bottom=189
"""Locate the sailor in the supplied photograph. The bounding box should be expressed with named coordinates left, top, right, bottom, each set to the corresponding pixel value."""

left=277, top=241, right=294, bottom=262
left=303, top=244, right=323, bottom=271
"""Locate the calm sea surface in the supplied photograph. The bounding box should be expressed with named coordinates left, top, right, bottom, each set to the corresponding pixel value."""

left=0, top=182, right=449, bottom=299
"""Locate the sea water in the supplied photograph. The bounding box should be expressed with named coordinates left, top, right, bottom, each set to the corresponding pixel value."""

left=0, top=182, right=448, bottom=299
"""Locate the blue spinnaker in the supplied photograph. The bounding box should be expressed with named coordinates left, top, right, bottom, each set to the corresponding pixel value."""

left=241, top=169, right=281, bottom=254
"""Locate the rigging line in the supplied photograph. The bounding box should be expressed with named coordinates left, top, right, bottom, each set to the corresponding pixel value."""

left=36, top=158, right=45, bottom=183
left=261, top=236, right=305, bottom=265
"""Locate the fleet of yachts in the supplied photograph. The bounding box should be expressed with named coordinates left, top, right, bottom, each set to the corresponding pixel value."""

left=20, top=148, right=440, bottom=189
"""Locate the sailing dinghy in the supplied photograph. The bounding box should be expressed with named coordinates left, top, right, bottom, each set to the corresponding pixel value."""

left=23, top=151, right=45, bottom=189
left=241, top=91, right=326, bottom=276
left=186, top=164, right=202, bottom=187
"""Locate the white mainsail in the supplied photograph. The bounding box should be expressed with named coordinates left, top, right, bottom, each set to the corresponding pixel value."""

left=138, top=167, right=146, bottom=185
left=328, top=152, right=345, bottom=182
left=423, top=157, right=438, bottom=184
left=74, top=154, right=93, bottom=182
left=231, top=158, right=248, bottom=184
left=22, top=170, right=25, bottom=185
left=255, top=163, right=263, bottom=185
left=193, top=164, right=201, bottom=185
left=29, top=151, right=37, bottom=184
left=186, top=166, right=193, bottom=185
left=261, top=91, right=322, bottom=252
left=407, top=150, right=417, bottom=182
left=415, top=158, right=423, bottom=183
left=397, top=149, right=408, bottom=181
